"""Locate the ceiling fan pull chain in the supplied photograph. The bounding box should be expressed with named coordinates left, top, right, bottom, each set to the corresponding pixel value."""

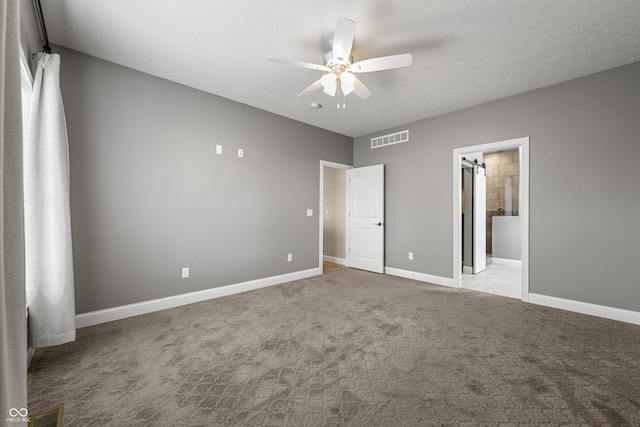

left=343, top=83, right=347, bottom=109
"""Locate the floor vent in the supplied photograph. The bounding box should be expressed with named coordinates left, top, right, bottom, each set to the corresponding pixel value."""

left=371, top=130, right=409, bottom=149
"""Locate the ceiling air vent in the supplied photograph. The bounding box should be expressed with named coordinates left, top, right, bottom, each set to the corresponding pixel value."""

left=371, top=130, right=409, bottom=149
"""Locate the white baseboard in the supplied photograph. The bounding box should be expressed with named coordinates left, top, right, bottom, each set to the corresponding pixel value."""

left=76, top=267, right=322, bottom=329
left=385, top=267, right=456, bottom=288
left=386, top=268, right=640, bottom=326
left=529, top=293, right=640, bottom=326
left=462, top=266, right=473, bottom=274
left=323, top=255, right=346, bottom=265
left=492, top=258, right=522, bottom=267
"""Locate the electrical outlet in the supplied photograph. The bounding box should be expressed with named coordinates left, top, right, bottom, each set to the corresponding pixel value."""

left=216, top=145, right=222, bottom=155
left=287, top=253, right=292, bottom=262
left=182, top=267, right=190, bottom=278
left=408, top=252, right=414, bottom=260
left=238, top=148, right=244, bottom=158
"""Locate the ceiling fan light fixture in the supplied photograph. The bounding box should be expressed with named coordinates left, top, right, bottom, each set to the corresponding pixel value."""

left=323, top=85, right=337, bottom=96
left=268, top=18, right=412, bottom=101
left=340, top=72, right=356, bottom=95
left=321, top=73, right=337, bottom=96
left=341, top=84, right=355, bottom=96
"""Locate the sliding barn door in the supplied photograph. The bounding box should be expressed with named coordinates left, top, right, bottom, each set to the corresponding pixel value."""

left=473, top=164, right=486, bottom=274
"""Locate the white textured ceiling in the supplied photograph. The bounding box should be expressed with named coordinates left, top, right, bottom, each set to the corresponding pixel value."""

left=41, top=0, right=640, bottom=138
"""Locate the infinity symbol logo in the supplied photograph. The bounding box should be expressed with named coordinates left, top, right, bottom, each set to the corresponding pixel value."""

left=9, top=408, right=28, bottom=417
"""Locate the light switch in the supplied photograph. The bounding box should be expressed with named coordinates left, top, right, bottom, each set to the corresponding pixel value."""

left=216, top=145, right=222, bottom=155
left=307, top=209, right=313, bottom=217
left=408, top=252, right=414, bottom=260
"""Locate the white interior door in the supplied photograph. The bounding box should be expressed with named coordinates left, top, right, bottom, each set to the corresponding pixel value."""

left=473, top=164, right=486, bottom=274
left=347, top=164, right=384, bottom=273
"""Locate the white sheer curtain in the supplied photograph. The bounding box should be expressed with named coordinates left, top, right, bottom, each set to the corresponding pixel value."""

left=24, top=52, right=76, bottom=348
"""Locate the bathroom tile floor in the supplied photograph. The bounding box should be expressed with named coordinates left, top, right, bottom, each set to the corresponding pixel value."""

left=461, top=262, right=522, bottom=299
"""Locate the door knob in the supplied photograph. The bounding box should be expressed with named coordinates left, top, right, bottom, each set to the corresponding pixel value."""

left=374, top=222, right=383, bottom=226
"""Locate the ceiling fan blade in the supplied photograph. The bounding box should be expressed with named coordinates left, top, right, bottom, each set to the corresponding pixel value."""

left=267, top=56, right=327, bottom=72
left=297, top=78, right=324, bottom=97
left=353, top=77, right=372, bottom=99
left=351, top=54, right=413, bottom=73
left=332, top=18, right=355, bottom=62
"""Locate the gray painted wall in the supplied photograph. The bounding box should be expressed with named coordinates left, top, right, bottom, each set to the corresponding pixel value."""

left=56, top=46, right=352, bottom=313
left=354, top=61, right=640, bottom=312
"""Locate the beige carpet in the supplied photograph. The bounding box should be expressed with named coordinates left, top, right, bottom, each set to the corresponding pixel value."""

left=28, top=268, right=640, bottom=426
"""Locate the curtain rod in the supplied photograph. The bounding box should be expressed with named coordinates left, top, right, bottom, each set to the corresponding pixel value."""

left=33, top=0, right=52, bottom=54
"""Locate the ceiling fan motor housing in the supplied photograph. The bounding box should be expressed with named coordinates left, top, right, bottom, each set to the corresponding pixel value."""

left=324, top=51, right=353, bottom=73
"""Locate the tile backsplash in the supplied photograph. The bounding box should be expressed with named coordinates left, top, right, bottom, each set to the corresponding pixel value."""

left=484, top=149, right=519, bottom=255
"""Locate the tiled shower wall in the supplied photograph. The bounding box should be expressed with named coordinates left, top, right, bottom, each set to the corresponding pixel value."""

left=484, top=149, right=519, bottom=255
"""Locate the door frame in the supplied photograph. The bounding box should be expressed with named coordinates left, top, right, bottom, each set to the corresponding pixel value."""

left=319, top=161, right=352, bottom=269
left=452, top=137, right=530, bottom=301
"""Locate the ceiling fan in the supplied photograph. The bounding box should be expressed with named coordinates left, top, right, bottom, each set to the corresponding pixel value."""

left=267, top=18, right=412, bottom=104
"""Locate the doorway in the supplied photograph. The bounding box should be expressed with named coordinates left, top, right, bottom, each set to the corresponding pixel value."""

left=319, top=161, right=351, bottom=272
left=453, top=137, right=530, bottom=301
left=319, top=161, right=386, bottom=274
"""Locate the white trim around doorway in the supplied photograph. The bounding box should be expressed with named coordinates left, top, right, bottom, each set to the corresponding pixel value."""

left=452, top=137, right=530, bottom=302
